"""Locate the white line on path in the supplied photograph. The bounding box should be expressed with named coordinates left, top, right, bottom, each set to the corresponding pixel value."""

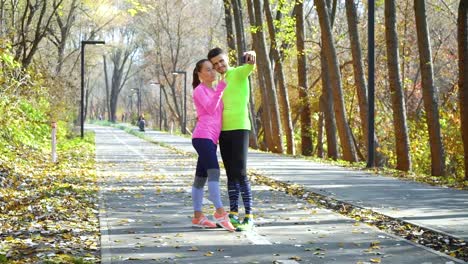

left=107, top=129, right=274, bottom=246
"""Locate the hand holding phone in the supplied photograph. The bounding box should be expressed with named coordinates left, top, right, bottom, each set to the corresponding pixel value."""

left=243, top=51, right=256, bottom=65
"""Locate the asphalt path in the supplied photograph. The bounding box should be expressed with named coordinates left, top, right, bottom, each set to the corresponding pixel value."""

left=91, top=125, right=462, bottom=264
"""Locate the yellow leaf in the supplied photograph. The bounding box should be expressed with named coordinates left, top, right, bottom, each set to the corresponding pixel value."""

left=370, top=258, right=381, bottom=263
left=204, top=251, right=214, bottom=256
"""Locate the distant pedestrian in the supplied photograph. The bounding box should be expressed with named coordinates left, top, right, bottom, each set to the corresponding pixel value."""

left=190, top=59, right=235, bottom=232
left=208, top=47, right=256, bottom=231
left=138, top=115, right=145, bottom=132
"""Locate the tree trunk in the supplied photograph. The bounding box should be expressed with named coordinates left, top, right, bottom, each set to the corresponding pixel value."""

left=414, top=0, right=445, bottom=176
left=246, top=0, right=274, bottom=151
left=223, top=0, right=236, bottom=56
left=0, top=0, right=5, bottom=38
left=320, top=51, right=338, bottom=159
left=345, top=0, right=369, bottom=153
left=458, top=0, right=468, bottom=180
left=384, top=0, right=412, bottom=171
left=321, top=0, right=338, bottom=160
left=317, top=111, right=324, bottom=158
left=315, top=0, right=357, bottom=162
left=248, top=0, right=284, bottom=153
left=231, top=0, right=246, bottom=63
left=231, top=0, right=259, bottom=149
left=346, top=0, right=387, bottom=166
left=295, top=0, right=313, bottom=156
left=265, top=0, right=295, bottom=155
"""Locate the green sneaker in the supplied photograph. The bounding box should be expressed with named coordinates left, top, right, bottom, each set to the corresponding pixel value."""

left=229, top=214, right=241, bottom=228
left=236, top=217, right=254, bottom=232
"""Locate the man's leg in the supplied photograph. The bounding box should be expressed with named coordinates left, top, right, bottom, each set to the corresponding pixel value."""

left=230, top=130, right=254, bottom=231
left=219, top=131, right=241, bottom=225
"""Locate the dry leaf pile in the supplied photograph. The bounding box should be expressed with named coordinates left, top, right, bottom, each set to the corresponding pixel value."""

left=0, top=138, right=100, bottom=264
left=250, top=171, right=467, bottom=262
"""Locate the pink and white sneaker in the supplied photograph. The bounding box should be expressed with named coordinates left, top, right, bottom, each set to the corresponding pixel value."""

left=213, top=212, right=236, bottom=232
left=192, top=216, right=217, bottom=228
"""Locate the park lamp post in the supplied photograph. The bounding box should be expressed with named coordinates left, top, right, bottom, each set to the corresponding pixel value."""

left=150, top=82, right=164, bottom=131
left=367, top=0, right=375, bottom=168
left=81, top=40, right=105, bottom=138
left=172, top=70, right=187, bottom=134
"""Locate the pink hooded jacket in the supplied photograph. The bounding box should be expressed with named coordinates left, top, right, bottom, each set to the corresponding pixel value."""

left=192, top=80, right=226, bottom=144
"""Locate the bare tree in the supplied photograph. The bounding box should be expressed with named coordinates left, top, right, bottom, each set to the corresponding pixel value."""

left=138, top=1, right=201, bottom=131
left=8, top=0, right=64, bottom=68
left=107, top=29, right=138, bottom=122
left=48, top=0, right=79, bottom=74
left=414, top=0, right=445, bottom=176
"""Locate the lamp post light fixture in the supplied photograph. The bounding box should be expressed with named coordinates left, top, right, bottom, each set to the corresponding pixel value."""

left=172, top=70, right=187, bottom=134
left=81, top=40, right=105, bottom=138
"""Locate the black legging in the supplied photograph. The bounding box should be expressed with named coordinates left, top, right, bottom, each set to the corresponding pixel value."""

left=219, top=130, right=252, bottom=215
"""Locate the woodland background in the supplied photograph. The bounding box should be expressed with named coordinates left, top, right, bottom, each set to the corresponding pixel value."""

left=0, top=0, right=468, bottom=180
left=0, top=0, right=467, bottom=262
left=1, top=0, right=467, bottom=191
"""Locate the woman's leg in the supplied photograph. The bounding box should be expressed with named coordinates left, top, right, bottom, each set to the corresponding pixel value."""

left=192, top=154, right=207, bottom=219
left=207, top=168, right=224, bottom=212
left=193, top=138, right=224, bottom=211
left=191, top=139, right=218, bottom=228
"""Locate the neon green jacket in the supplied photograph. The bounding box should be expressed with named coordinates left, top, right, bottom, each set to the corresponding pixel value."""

left=222, top=64, right=254, bottom=131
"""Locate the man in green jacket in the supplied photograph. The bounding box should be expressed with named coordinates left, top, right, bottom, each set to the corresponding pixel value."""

left=208, top=47, right=256, bottom=231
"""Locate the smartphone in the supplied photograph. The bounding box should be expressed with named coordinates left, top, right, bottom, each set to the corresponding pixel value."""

left=242, top=54, right=247, bottom=63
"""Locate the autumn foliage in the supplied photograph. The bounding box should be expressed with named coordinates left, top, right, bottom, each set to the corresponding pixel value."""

left=0, top=39, right=99, bottom=263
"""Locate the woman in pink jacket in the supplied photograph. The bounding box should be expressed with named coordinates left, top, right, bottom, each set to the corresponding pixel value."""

left=190, top=59, right=235, bottom=232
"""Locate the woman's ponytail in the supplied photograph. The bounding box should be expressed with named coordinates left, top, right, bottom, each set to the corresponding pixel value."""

left=192, top=67, right=201, bottom=89
left=192, top=59, right=209, bottom=89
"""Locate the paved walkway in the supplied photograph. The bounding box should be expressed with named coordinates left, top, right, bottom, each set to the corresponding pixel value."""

left=92, top=125, right=466, bottom=263
left=131, top=127, right=468, bottom=240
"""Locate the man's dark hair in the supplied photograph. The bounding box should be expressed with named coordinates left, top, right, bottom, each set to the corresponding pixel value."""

left=207, top=47, right=225, bottom=60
